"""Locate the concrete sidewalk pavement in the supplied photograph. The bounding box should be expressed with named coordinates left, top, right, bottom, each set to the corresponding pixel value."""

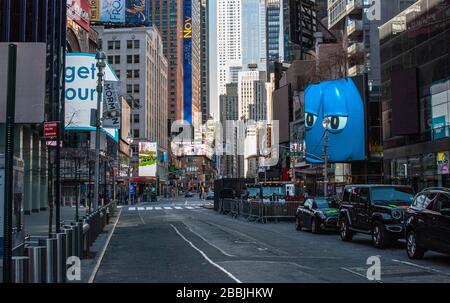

left=22, top=205, right=90, bottom=236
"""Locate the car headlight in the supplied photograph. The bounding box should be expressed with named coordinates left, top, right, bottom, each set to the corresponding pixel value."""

left=391, top=209, right=402, bottom=220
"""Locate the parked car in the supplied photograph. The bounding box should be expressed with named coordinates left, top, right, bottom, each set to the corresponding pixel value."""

left=185, top=191, right=194, bottom=198
left=405, top=187, right=450, bottom=259
left=338, top=185, right=415, bottom=248
left=295, top=197, right=340, bottom=233
left=206, top=191, right=215, bottom=200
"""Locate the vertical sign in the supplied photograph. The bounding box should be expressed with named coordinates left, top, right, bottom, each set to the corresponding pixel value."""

left=437, top=152, right=449, bottom=175
left=183, top=0, right=192, bottom=124
left=102, top=80, right=121, bottom=129
left=138, top=142, right=158, bottom=177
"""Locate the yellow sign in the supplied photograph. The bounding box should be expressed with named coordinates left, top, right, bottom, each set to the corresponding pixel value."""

left=184, top=17, right=192, bottom=39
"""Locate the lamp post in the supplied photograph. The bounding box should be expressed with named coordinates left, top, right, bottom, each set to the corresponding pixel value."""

left=93, top=49, right=106, bottom=211
left=127, top=133, right=133, bottom=205
left=322, top=118, right=330, bottom=197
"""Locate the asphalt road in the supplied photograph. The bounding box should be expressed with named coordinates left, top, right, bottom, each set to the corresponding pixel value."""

left=94, top=197, right=450, bottom=283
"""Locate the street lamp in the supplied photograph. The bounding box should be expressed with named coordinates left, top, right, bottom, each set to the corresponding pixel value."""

left=93, top=49, right=106, bottom=211
left=127, top=133, right=133, bottom=205
left=322, top=117, right=330, bottom=197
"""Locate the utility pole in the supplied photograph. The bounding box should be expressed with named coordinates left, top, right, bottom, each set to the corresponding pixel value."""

left=323, top=121, right=329, bottom=197
left=93, top=50, right=106, bottom=211
left=3, top=43, right=17, bottom=284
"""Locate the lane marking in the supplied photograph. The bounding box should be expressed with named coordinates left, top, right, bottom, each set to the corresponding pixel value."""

left=174, top=207, right=183, bottom=210
left=89, top=207, right=123, bottom=283
left=186, top=206, right=194, bottom=209
left=138, top=207, right=145, bottom=211
left=128, top=207, right=136, bottom=211
left=155, top=207, right=162, bottom=210
left=145, top=207, right=153, bottom=210
left=164, top=207, right=172, bottom=210
left=391, top=259, right=450, bottom=276
left=340, top=267, right=383, bottom=283
left=170, top=224, right=241, bottom=283
left=182, top=224, right=236, bottom=257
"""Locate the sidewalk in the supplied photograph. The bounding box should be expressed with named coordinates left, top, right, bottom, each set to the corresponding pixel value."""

left=22, top=206, right=90, bottom=236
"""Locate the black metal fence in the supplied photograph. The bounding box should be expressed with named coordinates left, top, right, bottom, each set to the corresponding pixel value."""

left=218, top=199, right=302, bottom=223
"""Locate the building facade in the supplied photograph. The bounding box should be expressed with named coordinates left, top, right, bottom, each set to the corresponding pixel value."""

left=200, top=0, right=210, bottom=124
left=150, top=0, right=184, bottom=126
left=238, top=70, right=267, bottom=121
left=0, top=0, right=67, bottom=216
left=97, top=26, right=169, bottom=193
left=216, top=0, right=243, bottom=100
left=380, top=0, right=450, bottom=190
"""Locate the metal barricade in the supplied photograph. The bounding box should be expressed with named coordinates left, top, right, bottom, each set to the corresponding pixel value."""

left=261, top=202, right=301, bottom=223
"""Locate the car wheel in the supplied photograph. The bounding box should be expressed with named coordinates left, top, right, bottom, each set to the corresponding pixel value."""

left=295, top=216, right=302, bottom=231
left=311, top=218, right=320, bottom=234
left=372, top=222, right=390, bottom=249
left=339, top=218, right=353, bottom=241
left=406, top=230, right=425, bottom=259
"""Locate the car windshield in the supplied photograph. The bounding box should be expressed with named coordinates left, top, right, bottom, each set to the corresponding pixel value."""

left=262, top=186, right=285, bottom=198
left=371, top=187, right=414, bottom=205
left=315, top=198, right=339, bottom=209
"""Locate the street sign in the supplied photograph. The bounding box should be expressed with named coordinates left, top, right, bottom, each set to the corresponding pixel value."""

left=102, top=80, right=121, bottom=129
left=44, top=121, right=59, bottom=138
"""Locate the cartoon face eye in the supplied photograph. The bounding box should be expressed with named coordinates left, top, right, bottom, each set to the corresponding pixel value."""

left=326, top=116, right=348, bottom=133
left=305, top=113, right=318, bottom=128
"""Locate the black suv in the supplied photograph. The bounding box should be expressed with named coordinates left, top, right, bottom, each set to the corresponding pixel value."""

left=339, top=185, right=415, bottom=248
left=405, top=187, right=450, bottom=259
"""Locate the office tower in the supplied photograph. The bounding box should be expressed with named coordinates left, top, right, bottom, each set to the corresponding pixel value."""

left=150, top=0, right=184, bottom=126
left=99, top=27, right=168, bottom=183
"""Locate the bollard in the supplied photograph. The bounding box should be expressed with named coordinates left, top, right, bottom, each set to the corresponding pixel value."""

left=71, top=222, right=83, bottom=258
left=38, top=238, right=57, bottom=283
left=12, top=256, right=29, bottom=283
left=82, top=221, right=90, bottom=258
left=53, top=232, right=67, bottom=283
left=25, top=246, right=46, bottom=283
left=63, top=227, right=74, bottom=260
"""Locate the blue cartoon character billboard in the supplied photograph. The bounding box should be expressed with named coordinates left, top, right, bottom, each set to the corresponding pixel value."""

left=305, top=77, right=366, bottom=163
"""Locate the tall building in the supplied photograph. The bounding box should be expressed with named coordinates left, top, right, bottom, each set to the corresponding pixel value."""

left=380, top=0, right=450, bottom=190
left=325, top=0, right=415, bottom=183
left=98, top=26, right=169, bottom=192
left=150, top=0, right=184, bottom=126
left=0, top=0, right=67, bottom=216
left=219, top=83, right=240, bottom=177
left=241, top=0, right=267, bottom=71
left=216, top=0, right=242, bottom=100
left=200, top=0, right=210, bottom=124
left=183, top=0, right=201, bottom=125
left=266, top=0, right=284, bottom=63
left=238, top=70, right=267, bottom=121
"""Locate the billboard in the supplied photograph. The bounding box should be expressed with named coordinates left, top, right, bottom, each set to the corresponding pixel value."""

left=138, top=142, right=158, bottom=177
left=431, top=80, right=450, bottom=140
left=183, top=0, right=192, bottom=124
left=67, top=0, right=91, bottom=32
left=65, top=53, right=119, bottom=141
left=89, top=0, right=150, bottom=26
left=304, top=76, right=366, bottom=163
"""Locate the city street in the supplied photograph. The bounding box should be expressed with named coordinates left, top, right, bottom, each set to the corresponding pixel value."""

left=93, top=197, right=450, bottom=283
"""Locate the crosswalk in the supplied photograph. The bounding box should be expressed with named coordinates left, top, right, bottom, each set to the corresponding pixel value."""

left=126, top=204, right=206, bottom=212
